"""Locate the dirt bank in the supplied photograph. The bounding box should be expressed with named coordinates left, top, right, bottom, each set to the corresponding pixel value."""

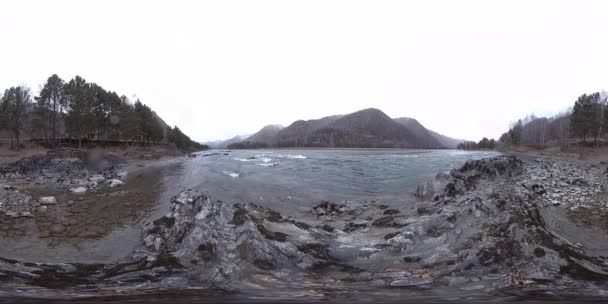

left=0, top=148, right=184, bottom=263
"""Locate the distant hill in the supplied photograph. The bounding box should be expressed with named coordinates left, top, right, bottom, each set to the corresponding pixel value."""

left=394, top=117, right=464, bottom=149
left=245, top=125, right=284, bottom=145
left=219, top=108, right=464, bottom=149
left=204, top=134, right=251, bottom=149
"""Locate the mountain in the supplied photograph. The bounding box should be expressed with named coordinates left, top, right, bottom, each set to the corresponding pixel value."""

left=204, top=134, right=251, bottom=149
left=427, top=130, right=465, bottom=149
left=245, top=125, right=284, bottom=145
left=394, top=117, right=464, bottom=149
left=221, top=108, right=463, bottom=149
left=275, top=108, right=443, bottom=148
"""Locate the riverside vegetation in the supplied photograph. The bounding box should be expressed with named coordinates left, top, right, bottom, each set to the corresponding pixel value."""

left=0, top=74, right=204, bottom=151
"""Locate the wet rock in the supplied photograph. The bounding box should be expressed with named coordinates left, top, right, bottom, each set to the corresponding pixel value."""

left=416, top=172, right=451, bottom=200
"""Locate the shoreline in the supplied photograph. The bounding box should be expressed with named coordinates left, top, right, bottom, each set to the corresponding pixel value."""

left=0, top=150, right=607, bottom=301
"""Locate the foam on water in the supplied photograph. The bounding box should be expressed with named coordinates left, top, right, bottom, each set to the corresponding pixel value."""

left=222, top=171, right=240, bottom=178
left=257, top=162, right=279, bottom=167
left=277, top=154, right=307, bottom=159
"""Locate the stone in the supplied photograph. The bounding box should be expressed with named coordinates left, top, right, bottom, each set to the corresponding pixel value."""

left=108, top=179, right=124, bottom=188
left=70, top=187, right=87, bottom=194
left=5, top=211, right=18, bottom=218
left=20, top=212, right=34, bottom=218
left=37, top=206, right=48, bottom=213
left=89, top=174, right=105, bottom=183
left=39, top=196, right=57, bottom=205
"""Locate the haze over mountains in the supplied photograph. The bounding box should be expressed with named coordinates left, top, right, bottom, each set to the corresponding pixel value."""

left=206, top=108, right=464, bottom=149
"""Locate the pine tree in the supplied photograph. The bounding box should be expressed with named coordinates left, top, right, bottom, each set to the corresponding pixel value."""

left=1, top=86, right=32, bottom=150
left=35, top=74, right=65, bottom=145
left=64, top=76, right=93, bottom=148
left=570, top=93, right=601, bottom=142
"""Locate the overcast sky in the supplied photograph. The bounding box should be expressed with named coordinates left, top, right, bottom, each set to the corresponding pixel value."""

left=1, top=0, right=607, bottom=142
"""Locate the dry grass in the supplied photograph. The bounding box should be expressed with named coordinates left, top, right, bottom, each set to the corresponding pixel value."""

left=0, top=143, right=48, bottom=164
left=0, top=141, right=181, bottom=165
left=507, top=141, right=608, bottom=161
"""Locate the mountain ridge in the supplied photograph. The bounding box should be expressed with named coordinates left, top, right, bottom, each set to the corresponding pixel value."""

left=217, top=108, right=462, bottom=149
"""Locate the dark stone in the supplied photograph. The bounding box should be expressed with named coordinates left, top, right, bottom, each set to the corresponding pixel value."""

left=153, top=216, right=175, bottom=228
left=372, top=216, right=408, bottom=228
left=320, top=224, right=335, bottom=232
left=253, top=259, right=275, bottom=270
left=256, top=224, right=288, bottom=242
left=383, top=209, right=400, bottom=215
left=344, top=222, right=367, bottom=233
left=231, top=205, right=249, bottom=226
left=531, top=184, right=546, bottom=195
left=197, top=242, right=216, bottom=261
left=403, top=256, right=421, bottom=263
left=384, top=232, right=400, bottom=240
left=534, top=247, right=546, bottom=257
left=297, top=243, right=330, bottom=259
left=293, top=221, right=311, bottom=230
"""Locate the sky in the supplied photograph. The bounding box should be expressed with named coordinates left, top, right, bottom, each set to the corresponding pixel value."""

left=1, top=0, right=607, bottom=142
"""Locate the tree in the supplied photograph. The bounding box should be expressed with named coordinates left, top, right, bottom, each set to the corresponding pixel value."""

left=0, top=92, right=6, bottom=133
left=1, top=86, right=32, bottom=150
left=509, top=120, right=523, bottom=145
left=35, top=74, right=65, bottom=145
left=64, top=76, right=94, bottom=148
left=570, top=93, right=601, bottom=142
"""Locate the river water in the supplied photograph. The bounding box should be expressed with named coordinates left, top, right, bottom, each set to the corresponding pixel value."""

left=169, top=149, right=500, bottom=213
left=2, top=148, right=514, bottom=303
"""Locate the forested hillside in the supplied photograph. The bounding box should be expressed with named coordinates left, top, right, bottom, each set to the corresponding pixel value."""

left=500, top=92, right=608, bottom=148
left=0, top=74, right=204, bottom=151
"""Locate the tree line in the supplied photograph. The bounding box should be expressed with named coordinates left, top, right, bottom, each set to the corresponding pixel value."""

left=500, top=91, right=608, bottom=148
left=457, top=137, right=496, bottom=150
left=0, top=74, right=204, bottom=151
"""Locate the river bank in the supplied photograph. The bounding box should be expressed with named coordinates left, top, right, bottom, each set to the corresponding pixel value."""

left=0, top=150, right=607, bottom=302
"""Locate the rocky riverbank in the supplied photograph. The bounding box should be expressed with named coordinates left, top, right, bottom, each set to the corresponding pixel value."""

left=0, top=153, right=607, bottom=302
